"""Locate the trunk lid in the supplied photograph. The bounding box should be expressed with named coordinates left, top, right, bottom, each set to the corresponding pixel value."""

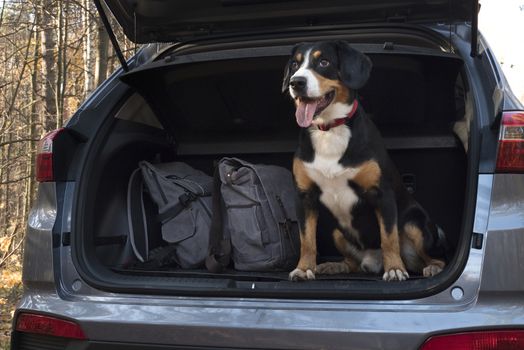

left=102, top=0, right=476, bottom=44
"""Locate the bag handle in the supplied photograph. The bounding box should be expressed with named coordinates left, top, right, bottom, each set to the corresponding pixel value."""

left=205, top=168, right=231, bottom=273
left=127, top=168, right=149, bottom=262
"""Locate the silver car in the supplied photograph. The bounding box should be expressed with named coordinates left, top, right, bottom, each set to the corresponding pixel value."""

left=11, top=0, right=524, bottom=349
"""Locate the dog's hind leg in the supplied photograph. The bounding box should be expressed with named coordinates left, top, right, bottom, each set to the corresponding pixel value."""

left=403, top=223, right=446, bottom=277
left=316, top=229, right=359, bottom=275
left=316, top=259, right=357, bottom=274
left=376, top=190, right=409, bottom=281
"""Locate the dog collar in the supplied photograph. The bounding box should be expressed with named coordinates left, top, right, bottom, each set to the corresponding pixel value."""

left=317, top=99, right=359, bottom=131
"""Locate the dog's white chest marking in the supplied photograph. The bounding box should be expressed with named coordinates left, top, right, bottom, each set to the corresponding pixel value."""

left=304, top=126, right=359, bottom=230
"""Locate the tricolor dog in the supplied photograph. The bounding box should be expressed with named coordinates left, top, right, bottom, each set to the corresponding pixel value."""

left=283, top=41, right=449, bottom=281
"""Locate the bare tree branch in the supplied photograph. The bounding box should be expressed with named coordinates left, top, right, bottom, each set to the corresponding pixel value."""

left=0, top=175, right=31, bottom=185
left=0, top=138, right=39, bottom=148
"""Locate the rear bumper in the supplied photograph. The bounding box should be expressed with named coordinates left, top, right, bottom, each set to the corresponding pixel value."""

left=12, top=289, right=524, bottom=350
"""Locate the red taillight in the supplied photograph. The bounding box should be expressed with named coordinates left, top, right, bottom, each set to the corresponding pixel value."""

left=36, top=128, right=64, bottom=182
left=420, top=330, right=524, bottom=350
left=496, top=111, right=524, bottom=173
left=15, top=313, right=86, bottom=340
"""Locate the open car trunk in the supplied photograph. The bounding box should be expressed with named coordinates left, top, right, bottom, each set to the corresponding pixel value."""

left=74, top=37, right=474, bottom=298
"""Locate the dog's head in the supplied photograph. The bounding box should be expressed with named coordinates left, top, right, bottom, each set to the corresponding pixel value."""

left=282, top=41, right=372, bottom=128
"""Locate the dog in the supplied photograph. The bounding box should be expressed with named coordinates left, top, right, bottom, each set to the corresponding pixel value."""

left=282, top=41, right=449, bottom=281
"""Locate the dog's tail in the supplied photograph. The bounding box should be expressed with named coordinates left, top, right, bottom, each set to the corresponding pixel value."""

left=404, top=205, right=451, bottom=261
left=435, top=225, right=452, bottom=261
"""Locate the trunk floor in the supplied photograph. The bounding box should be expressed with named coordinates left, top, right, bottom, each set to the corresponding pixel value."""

left=113, top=267, right=427, bottom=282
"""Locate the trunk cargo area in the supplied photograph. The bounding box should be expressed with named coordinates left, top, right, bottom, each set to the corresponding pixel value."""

left=75, top=41, right=472, bottom=297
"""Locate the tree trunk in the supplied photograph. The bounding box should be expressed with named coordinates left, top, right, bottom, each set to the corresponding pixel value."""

left=28, top=3, right=41, bottom=210
left=95, top=16, right=109, bottom=87
left=41, top=0, right=57, bottom=132
left=56, top=0, right=68, bottom=127
left=56, top=0, right=63, bottom=127
left=82, top=0, right=94, bottom=95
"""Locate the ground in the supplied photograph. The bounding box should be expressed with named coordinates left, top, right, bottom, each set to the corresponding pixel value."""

left=0, top=260, right=22, bottom=349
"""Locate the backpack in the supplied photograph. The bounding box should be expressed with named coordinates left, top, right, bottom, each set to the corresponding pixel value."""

left=127, top=161, right=212, bottom=269
left=206, top=157, right=300, bottom=272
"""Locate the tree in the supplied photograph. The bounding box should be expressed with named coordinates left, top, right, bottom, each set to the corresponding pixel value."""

left=0, top=4, right=134, bottom=341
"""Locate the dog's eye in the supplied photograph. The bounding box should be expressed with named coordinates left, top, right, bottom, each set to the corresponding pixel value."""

left=319, top=59, right=330, bottom=67
left=291, top=61, right=299, bottom=70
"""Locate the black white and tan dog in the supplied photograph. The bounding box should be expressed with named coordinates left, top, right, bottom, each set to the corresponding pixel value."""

left=283, top=41, right=449, bottom=281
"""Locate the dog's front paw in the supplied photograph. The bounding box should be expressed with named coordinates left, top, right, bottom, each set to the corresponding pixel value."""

left=382, top=268, right=409, bottom=281
left=289, top=268, right=316, bottom=281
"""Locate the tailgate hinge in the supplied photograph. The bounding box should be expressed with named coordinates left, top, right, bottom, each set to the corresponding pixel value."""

left=94, top=0, right=129, bottom=72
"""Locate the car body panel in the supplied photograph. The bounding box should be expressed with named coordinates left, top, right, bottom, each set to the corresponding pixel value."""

left=481, top=174, right=524, bottom=292
left=14, top=291, right=524, bottom=349
left=22, top=182, right=57, bottom=287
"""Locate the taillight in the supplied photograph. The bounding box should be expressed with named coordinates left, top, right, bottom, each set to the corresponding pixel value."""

left=496, top=111, right=524, bottom=172
left=36, top=128, right=64, bottom=182
left=420, top=330, right=524, bottom=350
left=15, top=313, right=86, bottom=340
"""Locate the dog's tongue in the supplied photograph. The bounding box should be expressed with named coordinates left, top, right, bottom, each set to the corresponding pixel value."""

left=295, top=99, right=318, bottom=128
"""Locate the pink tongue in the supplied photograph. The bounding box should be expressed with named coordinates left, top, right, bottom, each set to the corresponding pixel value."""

left=295, top=100, right=319, bottom=128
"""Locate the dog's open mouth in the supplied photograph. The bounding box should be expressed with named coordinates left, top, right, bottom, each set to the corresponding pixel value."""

left=295, top=90, right=335, bottom=128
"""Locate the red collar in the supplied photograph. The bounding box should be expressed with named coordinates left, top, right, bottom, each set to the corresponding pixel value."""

left=317, top=99, right=359, bottom=131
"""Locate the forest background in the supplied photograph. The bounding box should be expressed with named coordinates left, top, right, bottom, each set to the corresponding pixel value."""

left=0, top=0, right=523, bottom=348
left=0, top=1, right=134, bottom=346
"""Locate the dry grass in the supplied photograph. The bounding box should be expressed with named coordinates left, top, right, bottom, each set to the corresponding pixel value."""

left=0, top=253, right=23, bottom=349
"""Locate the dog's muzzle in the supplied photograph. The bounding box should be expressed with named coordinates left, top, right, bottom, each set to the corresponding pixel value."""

left=289, top=76, right=307, bottom=95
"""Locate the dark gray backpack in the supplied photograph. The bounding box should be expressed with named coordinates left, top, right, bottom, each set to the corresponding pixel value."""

left=206, top=157, right=300, bottom=272
left=127, top=161, right=212, bottom=269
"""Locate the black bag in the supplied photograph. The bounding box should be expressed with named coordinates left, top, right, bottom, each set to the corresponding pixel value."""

left=127, top=161, right=212, bottom=268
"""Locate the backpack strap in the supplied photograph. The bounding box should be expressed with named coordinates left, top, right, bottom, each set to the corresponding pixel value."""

left=156, top=192, right=198, bottom=224
left=205, top=169, right=231, bottom=273
left=127, top=168, right=149, bottom=262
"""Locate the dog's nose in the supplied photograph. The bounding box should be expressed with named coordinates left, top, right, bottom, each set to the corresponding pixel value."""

left=290, top=76, right=307, bottom=90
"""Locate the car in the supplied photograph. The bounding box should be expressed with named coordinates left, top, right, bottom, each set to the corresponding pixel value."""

left=10, top=0, right=524, bottom=349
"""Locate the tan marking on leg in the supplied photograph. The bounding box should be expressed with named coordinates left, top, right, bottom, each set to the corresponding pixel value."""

left=333, top=229, right=354, bottom=256
left=333, top=229, right=347, bottom=251
left=290, top=158, right=318, bottom=281
left=316, top=230, right=358, bottom=275
left=296, top=213, right=318, bottom=271
left=403, top=224, right=445, bottom=276
left=332, top=229, right=359, bottom=270
left=313, top=50, right=322, bottom=59
left=290, top=212, right=318, bottom=281
left=293, top=157, right=313, bottom=191
left=376, top=211, right=408, bottom=281
left=352, top=160, right=381, bottom=190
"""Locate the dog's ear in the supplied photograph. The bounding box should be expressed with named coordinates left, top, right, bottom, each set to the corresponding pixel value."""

left=282, top=60, right=292, bottom=93
left=335, top=40, right=372, bottom=90
left=282, top=43, right=302, bottom=93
